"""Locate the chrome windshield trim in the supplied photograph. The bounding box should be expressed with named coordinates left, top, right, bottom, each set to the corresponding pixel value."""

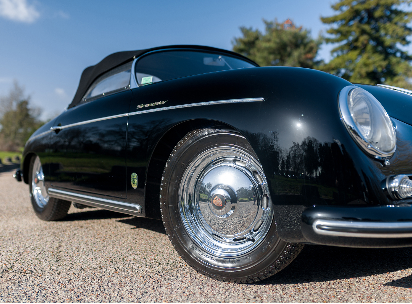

left=48, top=188, right=142, bottom=213
left=377, top=84, right=412, bottom=96
left=130, top=56, right=139, bottom=89
left=313, top=219, right=412, bottom=238
left=129, top=98, right=264, bottom=117
left=47, top=98, right=263, bottom=131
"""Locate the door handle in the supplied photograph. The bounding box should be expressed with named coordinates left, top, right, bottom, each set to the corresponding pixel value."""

left=50, top=124, right=62, bottom=133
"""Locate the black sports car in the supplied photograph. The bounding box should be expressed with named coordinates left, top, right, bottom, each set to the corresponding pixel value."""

left=15, top=45, right=412, bottom=283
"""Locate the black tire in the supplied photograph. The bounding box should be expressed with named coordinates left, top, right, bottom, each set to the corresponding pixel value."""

left=29, top=155, right=71, bottom=221
left=160, top=129, right=303, bottom=283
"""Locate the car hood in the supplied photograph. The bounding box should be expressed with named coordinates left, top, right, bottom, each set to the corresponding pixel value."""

left=358, top=84, right=412, bottom=126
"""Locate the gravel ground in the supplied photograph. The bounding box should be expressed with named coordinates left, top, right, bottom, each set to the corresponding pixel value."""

left=1, top=168, right=412, bottom=302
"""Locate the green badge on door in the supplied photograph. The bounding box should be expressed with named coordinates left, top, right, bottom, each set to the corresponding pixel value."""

left=131, top=173, right=138, bottom=189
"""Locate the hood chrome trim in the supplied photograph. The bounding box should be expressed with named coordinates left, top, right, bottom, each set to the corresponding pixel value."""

left=377, top=84, right=412, bottom=96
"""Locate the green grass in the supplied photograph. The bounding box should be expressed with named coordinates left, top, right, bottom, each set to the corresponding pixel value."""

left=0, top=151, right=21, bottom=164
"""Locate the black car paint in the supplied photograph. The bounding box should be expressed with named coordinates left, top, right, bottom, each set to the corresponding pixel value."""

left=21, top=65, right=412, bottom=247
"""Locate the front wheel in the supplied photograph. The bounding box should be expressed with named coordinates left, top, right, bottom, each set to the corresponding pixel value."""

left=160, top=129, right=303, bottom=282
left=29, top=155, right=71, bottom=221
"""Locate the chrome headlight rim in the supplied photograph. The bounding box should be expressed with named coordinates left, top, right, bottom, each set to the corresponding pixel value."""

left=338, top=85, right=396, bottom=160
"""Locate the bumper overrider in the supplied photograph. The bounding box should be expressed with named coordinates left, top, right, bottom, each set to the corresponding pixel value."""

left=13, top=169, right=22, bottom=182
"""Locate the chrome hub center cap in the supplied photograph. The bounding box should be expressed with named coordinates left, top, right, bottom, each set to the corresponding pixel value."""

left=34, top=171, right=44, bottom=184
left=31, top=157, right=49, bottom=208
left=178, top=146, right=273, bottom=258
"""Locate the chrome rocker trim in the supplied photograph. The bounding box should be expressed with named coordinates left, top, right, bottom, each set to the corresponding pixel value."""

left=313, top=219, right=412, bottom=238
left=48, top=188, right=143, bottom=216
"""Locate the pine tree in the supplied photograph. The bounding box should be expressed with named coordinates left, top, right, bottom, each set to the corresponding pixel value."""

left=321, top=0, right=412, bottom=88
left=232, top=19, right=322, bottom=68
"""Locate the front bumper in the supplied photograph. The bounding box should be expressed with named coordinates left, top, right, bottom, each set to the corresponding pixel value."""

left=13, top=169, right=22, bottom=182
left=302, top=205, right=412, bottom=248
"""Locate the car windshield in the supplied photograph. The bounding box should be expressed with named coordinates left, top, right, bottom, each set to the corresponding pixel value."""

left=134, top=50, right=256, bottom=85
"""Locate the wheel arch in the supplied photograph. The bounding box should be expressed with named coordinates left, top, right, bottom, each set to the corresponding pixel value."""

left=22, top=152, right=36, bottom=184
left=144, top=118, right=238, bottom=219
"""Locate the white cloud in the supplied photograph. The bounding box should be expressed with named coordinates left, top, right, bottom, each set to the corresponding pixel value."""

left=55, top=88, right=67, bottom=98
left=0, top=0, right=40, bottom=23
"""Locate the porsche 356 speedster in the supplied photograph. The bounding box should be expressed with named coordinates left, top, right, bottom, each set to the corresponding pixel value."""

left=14, top=45, right=412, bottom=282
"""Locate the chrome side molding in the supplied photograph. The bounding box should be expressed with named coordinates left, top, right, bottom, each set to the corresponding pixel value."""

left=28, top=97, right=264, bottom=144
left=313, top=219, right=412, bottom=238
left=128, top=97, right=265, bottom=117
left=48, top=188, right=143, bottom=216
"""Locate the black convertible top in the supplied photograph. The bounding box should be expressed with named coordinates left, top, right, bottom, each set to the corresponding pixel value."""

left=69, top=45, right=257, bottom=109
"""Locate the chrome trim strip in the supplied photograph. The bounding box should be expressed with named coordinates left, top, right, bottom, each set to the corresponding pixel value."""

left=52, top=113, right=129, bottom=131
left=28, top=98, right=263, bottom=141
left=377, top=84, right=412, bottom=96
left=48, top=188, right=142, bottom=213
left=26, top=129, right=53, bottom=143
left=46, top=98, right=263, bottom=131
left=129, top=98, right=264, bottom=117
left=313, top=219, right=412, bottom=238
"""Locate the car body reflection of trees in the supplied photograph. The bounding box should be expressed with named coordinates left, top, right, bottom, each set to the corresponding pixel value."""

left=243, top=131, right=364, bottom=205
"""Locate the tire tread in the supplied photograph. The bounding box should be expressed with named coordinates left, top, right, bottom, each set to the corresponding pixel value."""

left=29, top=155, right=71, bottom=221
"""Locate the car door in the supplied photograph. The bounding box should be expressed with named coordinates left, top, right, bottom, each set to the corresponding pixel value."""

left=48, top=62, right=132, bottom=199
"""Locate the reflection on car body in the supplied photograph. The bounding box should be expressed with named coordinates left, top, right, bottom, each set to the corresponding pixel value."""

left=15, top=45, right=412, bottom=282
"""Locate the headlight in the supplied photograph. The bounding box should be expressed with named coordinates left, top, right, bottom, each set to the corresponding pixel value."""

left=339, top=85, right=396, bottom=160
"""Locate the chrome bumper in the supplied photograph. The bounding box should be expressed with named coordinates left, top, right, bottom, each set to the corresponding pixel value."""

left=13, top=169, right=22, bottom=182
left=302, top=205, right=412, bottom=248
left=313, top=219, right=412, bottom=238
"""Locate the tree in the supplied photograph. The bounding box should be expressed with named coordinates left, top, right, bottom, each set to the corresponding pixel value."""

left=0, top=81, right=44, bottom=151
left=232, top=19, right=322, bottom=68
left=321, top=0, right=412, bottom=88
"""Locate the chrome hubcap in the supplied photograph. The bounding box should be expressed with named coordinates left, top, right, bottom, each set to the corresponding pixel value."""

left=31, top=156, right=49, bottom=208
left=179, top=146, right=273, bottom=258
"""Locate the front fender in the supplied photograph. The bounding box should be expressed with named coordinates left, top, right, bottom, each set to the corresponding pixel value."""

left=132, top=67, right=394, bottom=241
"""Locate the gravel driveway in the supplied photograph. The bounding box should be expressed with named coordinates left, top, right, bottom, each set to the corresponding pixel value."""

left=1, top=168, right=412, bottom=302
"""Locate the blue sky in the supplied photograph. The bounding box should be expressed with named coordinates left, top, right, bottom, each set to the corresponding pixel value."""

left=0, top=0, right=388, bottom=119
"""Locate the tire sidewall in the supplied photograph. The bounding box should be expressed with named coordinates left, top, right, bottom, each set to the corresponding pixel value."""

left=161, top=130, right=291, bottom=281
left=29, top=156, right=59, bottom=221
